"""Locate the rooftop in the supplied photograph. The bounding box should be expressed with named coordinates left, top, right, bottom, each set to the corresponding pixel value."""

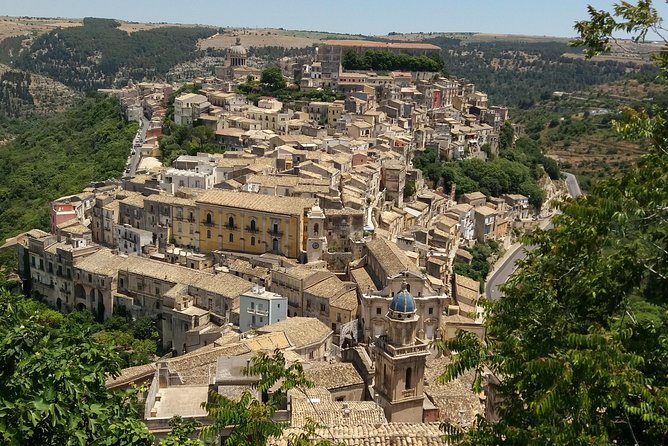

left=331, top=289, right=359, bottom=312
left=196, top=190, right=315, bottom=216
left=303, top=362, right=364, bottom=390
left=365, top=237, right=421, bottom=278
left=257, top=317, right=332, bottom=349
left=350, top=267, right=378, bottom=294
left=271, top=423, right=445, bottom=446
left=423, top=355, right=485, bottom=428
left=322, top=39, right=441, bottom=51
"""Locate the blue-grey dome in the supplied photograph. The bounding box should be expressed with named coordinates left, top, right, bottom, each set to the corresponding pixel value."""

left=390, top=286, right=415, bottom=314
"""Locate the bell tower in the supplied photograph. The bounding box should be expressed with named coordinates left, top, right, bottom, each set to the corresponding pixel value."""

left=373, top=280, right=429, bottom=422
left=306, top=204, right=327, bottom=263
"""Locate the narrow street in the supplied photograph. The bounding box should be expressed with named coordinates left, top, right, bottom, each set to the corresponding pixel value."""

left=125, top=117, right=149, bottom=177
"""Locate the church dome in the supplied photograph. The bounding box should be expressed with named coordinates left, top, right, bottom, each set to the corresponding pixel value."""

left=229, top=37, right=247, bottom=57
left=389, top=282, right=415, bottom=314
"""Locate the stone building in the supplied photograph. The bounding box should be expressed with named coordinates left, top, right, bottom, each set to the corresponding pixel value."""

left=373, top=281, right=429, bottom=422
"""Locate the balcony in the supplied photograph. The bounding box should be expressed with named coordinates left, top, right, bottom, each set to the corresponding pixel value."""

left=267, top=229, right=283, bottom=237
left=224, top=224, right=238, bottom=230
left=202, top=220, right=214, bottom=227
left=245, top=226, right=259, bottom=234
left=247, top=307, right=269, bottom=316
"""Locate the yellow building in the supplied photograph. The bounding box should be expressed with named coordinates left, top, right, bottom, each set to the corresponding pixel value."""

left=171, top=200, right=199, bottom=250
left=195, top=190, right=317, bottom=258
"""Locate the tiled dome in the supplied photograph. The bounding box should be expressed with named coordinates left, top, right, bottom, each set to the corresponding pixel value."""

left=389, top=282, right=415, bottom=314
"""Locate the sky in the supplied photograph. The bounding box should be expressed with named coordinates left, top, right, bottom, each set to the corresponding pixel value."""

left=3, top=0, right=668, bottom=38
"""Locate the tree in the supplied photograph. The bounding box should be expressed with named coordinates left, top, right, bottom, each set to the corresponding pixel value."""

left=260, top=66, right=286, bottom=91
left=0, top=290, right=153, bottom=446
left=403, top=180, right=416, bottom=198
left=201, top=349, right=337, bottom=446
left=160, top=417, right=204, bottom=446
left=436, top=2, right=668, bottom=444
left=498, top=121, right=514, bottom=152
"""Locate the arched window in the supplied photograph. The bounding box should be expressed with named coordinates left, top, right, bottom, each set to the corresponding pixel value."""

left=405, top=367, right=413, bottom=390
left=229, top=233, right=234, bottom=243
left=251, top=236, right=256, bottom=246
left=228, top=216, right=235, bottom=228
left=207, top=229, right=211, bottom=239
left=206, top=213, right=212, bottom=225
left=313, top=223, right=319, bottom=236
left=250, top=219, right=256, bottom=231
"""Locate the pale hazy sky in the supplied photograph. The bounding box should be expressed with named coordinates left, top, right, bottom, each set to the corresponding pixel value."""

left=3, top=0, right=668, bottom=38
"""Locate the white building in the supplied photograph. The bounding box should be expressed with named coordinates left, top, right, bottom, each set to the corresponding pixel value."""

left=164, top=167, right=216, bottom=194
left=238, top=286, right=288, bottom=332
left=174, top=93, right=210, bottom=126
left=115, top=224, right=153, bottom=255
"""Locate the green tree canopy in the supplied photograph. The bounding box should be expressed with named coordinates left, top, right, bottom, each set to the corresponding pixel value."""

left=0, top=290, right=153, bottom=446
left=436, top=2, right=668, bottom=444
left=260, top=66, right=287, bottom=91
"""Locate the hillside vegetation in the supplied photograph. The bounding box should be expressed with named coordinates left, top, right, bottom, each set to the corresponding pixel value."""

left=0, top=93, right=137, bottom=240
left=423, top=37, right=658, bottom=107
left=4, top=17, right=215, bottom=90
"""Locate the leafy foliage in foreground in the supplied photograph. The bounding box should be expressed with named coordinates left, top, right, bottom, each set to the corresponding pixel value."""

left=202, top=349, right=338, bottom=446
left=436, top=2, right=668, bottom=444
left=0, top=93, right=137, bottom=241
left=0, top=290, right=153, bottom=446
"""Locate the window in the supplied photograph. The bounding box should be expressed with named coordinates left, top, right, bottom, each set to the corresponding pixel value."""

left=206, top=213, right=212, bottom=224
left=313, top=223, right=319, bottom=236
left=31, top=256, right=35, bottom=267
left=88, top=274, right=92, bottom=283
left=336, top=312, right=341, bottom=322
left=250, top=302, right=255, bottom=310
left=320, top=303, right=326, bottom=312
left=428, top=307, right=433, bottom=315
left=251, top=236, right=256, bottom=246
left=207, top=229, right=211, bottom=239
left=229, top=233, right=234, bottom=243
left=405, top=367, right=413, bottom=389
left=252, top=315, right=256, bottom=325
left=250, top=219, right=256, bottom=231
left=119, top=278, right=124, bottom=288
left=376, top=307, right=381, bottom=315
left=306, top=300, right=311, bottom=309
left=277, top=303, right=280, bottom=308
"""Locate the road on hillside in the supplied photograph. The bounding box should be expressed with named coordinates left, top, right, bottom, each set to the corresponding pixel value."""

left=127, top=117, right=148, bottom=176
left=486, top=244, right=535, bottom=300
left=484, top=174, right=581, bottom=300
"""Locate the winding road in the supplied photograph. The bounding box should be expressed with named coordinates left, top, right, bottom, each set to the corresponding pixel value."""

left=484, top=174, right=581, bottom=300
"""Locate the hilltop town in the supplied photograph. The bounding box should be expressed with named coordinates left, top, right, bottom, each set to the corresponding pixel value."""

left=2, top=37, right=567, bottom=443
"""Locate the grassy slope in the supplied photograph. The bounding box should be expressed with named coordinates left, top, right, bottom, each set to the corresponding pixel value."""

left=0, top=93, right=137, bottom=240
